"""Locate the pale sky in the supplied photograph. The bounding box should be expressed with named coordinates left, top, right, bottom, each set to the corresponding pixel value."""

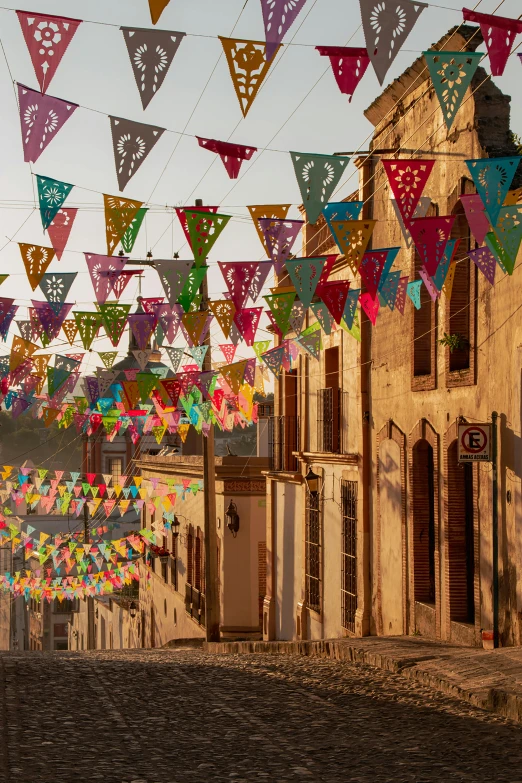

left=0, top=0, right=520, bottom=374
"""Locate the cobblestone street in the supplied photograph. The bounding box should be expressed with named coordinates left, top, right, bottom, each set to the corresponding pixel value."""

left=0, top=649, right=521, bottom=782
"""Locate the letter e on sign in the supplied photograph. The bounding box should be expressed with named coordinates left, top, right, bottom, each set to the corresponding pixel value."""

left=458, top=423, right=491, bottom=462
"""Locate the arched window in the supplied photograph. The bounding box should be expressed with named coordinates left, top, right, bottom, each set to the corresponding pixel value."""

left=448, top=202, right=472, bottom=372
left=412, top=204, right=438, bottom=390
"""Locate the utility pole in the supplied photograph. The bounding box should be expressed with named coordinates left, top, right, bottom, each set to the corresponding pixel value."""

left=84, top=500, right=95, bottom=650
left=492, top=411, right=499, bottom=648
left=195, top=198, right=220, bottom=643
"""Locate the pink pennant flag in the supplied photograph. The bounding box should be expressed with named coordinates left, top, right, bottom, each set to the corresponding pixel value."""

left=84, top=254, right=127, bottom=304
left=419, top=268, right=439, bottom=302
left=17, top=11, right=82, bottom=93
left=460, top=194, right=490, bottom=246
left=320, top=280, right=350, bottom=324
left=218, top=261, right=264, bottom=310
left=47, top=208, right=77, bottom=260
left=316, top=46, right=370, bottom=102
left=463, top=8, right=522, bottom=76
left=220, top=344, right=237, bottom=364
left=409, top=216, right=455, bottom=276
left=258, top=218, right=303, bottom=272
left=233, top=307, right=262, bottom=347
left=315, top=255, right=338, bottom=297
left=175, top=206, right=218, bottom=250
left=112, top=270, right=142, bottom=299
left=197, top=137, right=257, bottom=179
left=469, top=246, right=496, bottom=286
left=18, top=84, right=78, bottom=163
left=359, top=292, right=380, bottom=326
left=394, top=276, right=409, bottom=315
left=359, top=250, right=388, bottom=299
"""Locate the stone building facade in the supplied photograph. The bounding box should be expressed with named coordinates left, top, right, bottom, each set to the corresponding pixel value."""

left=264, top=25, right=522, bottom=647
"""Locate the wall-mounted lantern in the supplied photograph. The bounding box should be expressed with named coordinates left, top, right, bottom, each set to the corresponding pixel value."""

left=304, top=466, right=322, bottom=495
left=225, top=499, right=240, bottom=537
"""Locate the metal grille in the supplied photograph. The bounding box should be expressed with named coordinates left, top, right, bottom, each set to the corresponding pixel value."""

left=341, top=480, right=358, bottom=632
left=268, top=416, right=299, bottom=471
left=185, top=584, right=206, bottom=626
left=305, top=491, right=321, bottom=613
left=317, top=389, right=349, bottom=453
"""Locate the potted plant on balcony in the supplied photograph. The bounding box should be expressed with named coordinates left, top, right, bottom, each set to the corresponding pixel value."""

left=150, top=544, right=170, bottom=564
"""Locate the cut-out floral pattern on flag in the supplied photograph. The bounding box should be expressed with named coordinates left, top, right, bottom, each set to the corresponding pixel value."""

left=36, top=176, right=73, bottom=230
left=394, top=276, right=409, bottom=315
left=462, top=8, right=522, bottom=76
left=424, top=50, right=483, bottom=130
left=197, top=137, right=257, bottom=179
left=465, top=157, right=520, bottom=227
left=469, top=246, right=496, bottom=285
left=121, top=27, right=186, bottom=109
left=104, top=195, right=143, bottom=256
left=209, top=300, right=236, bottom=339
left=154, top=259, right=192, bottom=306
left=291, top=152, right=350, bottom=225
left=323, top=201, right=363, bottom=236
left=16, top=11, right=82, bottom=94
left=219, top=262, right=265, bottom=311
left=258, top=218, right=303, bottom=270
left=485, top=205, right=522, bottom=275
left=407, top=280, right=422, bottom=309
left=379, top=270, right=401, bottom=310
left=316, top=47, right=370, bottom=102
left=409, top=215, right=455, bottom=276
left=18, top=244, right=55, bottom=290
left=360, top=292, right=380, bottom=326
left=110, top=117, right=165, bottom=191
left=234, top=307, right=262, bottom=346
left=17, top=84, right=78, bottom=163
left=383, top=159, right=434, bottom=226
left=360, top=0, right=427, bottom=85
left=329, top=219, right=376, bottom=274
left=460, top=194, right=490, bottom=246
left=248, top=204, right=291, bottom=254
left=285, top=256, right=326, bottom=309
left=121, top=208, right=148, bottom=254
left=220, top=37, right=282, bottom=117
left=186, top=211, right=231, bottom=264
left=359, top=250, right=389, bottom=299
left=320, top=280, right=350, bottom=324
left=260, top=0, right=307, bottom=61
left=47, top=208, right=77, bottom=261
left=391, top=197, right=431, bottom=247
left=38, top=272, right=77, bottom=313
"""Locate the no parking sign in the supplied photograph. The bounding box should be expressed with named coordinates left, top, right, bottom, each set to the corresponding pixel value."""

left=458, top=423, right=492, bottom=462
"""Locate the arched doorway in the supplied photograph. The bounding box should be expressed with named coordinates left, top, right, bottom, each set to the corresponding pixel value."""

left=379, top=439, right=404, bottom=634
left=447, top=441, right=475, bottom=623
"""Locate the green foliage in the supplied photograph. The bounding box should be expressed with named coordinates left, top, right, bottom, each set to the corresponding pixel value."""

left=0, top=410, right=82, bottom=470
left=509, top=132, right=522, bottom=155
left=438, top=332, right=469, bottom=353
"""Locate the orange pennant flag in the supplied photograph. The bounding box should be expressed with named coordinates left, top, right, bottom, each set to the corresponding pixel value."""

left=62, top=320, right=79, bottom=346
left=182, top=311, right=208, bottom=346
left=219, top=37, right=282, bottom=118
left=103, top=195, right=143, bottom=256
left=208, top=300, right=236, bottom=339
left=42, top=407, right=60, bottom=427
left=178, top=423, right=190, bottom=443
left=32, top=354, right=51, bottom=393
left=18, top=244, right=55, bottom=290
left=220, top=360, right=247, bottom=395
left=247, top=204, right=291, bottom=255
left=149, top=0, right=170, bottom=24
left=10, top=336, right=39, bottom=372
left=442, top=261, right=456, bottom=300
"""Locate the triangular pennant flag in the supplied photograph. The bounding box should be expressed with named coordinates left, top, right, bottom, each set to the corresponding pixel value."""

left=164, top=346, right=184, bottom=374
left=360, top=292, right=380, bottom=326
left=360, top=0, right=427, bottom=84
left=407, top=280, right=423, bottom=309
left=189, top=345, right=208, bottom=370
left=310, top=302, right=335, bottom=335
left=136, top=372, right=157, bottom=402
left=288, top=300, right=306, bottom=336
left=470, top=246, right=496, bottom=286
left=84, top=253, right=127, bottom=305
left=329, top=219, right=376, bottom=274
left=391, top=197, right=431, bottom=248
left=261, top=345, right=285, bottom=377
left=42, top=407, right=60, bottom=427
left=485, top=205, right=522, bottom=275
left=465, top=157, right=520, bottom=227
left=233, top=307, right=262, bottom=347
left=258, top=219, right=303, bottom=271
left=154, top=259, right=194, bottom=306
left=218, top=261, right=265, bottom=311
left=149, top=0, right=171, bottom=25
left=285, top=256, right=326, bottom=309
left=176, top=206, right=219, bottom=251
left=209, top=300, right=236, bottom=339
left=424, top=50, right=483, bottom=130
left=178, top=266, right=207, bottom=313
left=17, top=84, right=78, bottom=163
left=185, top=211, right=231, bottom=265
left=37, top=176, right=73, bottom=230
left=297, top=330, right=322, bottom=359
left=16, top=11, right=82, bottom=93
left=181, top=312, right=208, bottom=346
left=431, top=238, right=460, bottom=292
left=382, top=159, right=434, bottom=226
left=98, top=351, right=118, bottom=369
left=99, top=303, right=132, bottom=347
left=32, top=300, right=73, bottom=340
left=316, top=46, right=370, bottom=102
left=379, top=270, right=401, bottom=310
left=103, top=195, right=143, bottom=256
left=409, top=216, right=455, bottom=276
left=219, top=36, right=282, bottom=117
left=261, top=0, right=307, bottom=60
left=359, top=250, right=389, bottom=299
left=38, top=272, right=77, bottom=312
left=47, top=208, right=78, bottom=260
left=120, top=27, right=186, bottom=109
left=442, top=262, right=456, bottom=300
left=74, top=312, right=103, bottom=350
left=109, top=116, right=165, bottom=191
left=394, top=277, right=409, bottom=315
left=220, top=360, right=247, bottom=393
left=220, top=344, right=237, bottom=364
left=18, top=244, right=55, bottom=290
left=323, top=201, right=363, bottom=236
left=128, top=313, right=155, bottom=351
left=291, top=152, right=350, bottom=225
left=419, top=268, right=439, bottom=302
left=320, top=280, right=350, bottom=324
left=462, top=8, right=522, bottom=76
left=121, top=208, right=148, bottom=254
left=197, top=137, right=257, bottom=179
left=264, top=292, right=296, bottom=335
left=247, top=204, right=291, bottom=255
left=96, top=368, right=118, bottom=397
left=460, top=194, right=490, bottom=246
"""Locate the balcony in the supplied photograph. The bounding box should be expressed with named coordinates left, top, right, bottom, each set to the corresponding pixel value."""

left=185, top=583, right=205, bottom=626
left=317, top=389, right=349, bottom=454
left=268, top=416, right=300, bottom=472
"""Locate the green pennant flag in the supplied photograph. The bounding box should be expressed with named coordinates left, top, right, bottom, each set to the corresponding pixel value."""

left=424, top=50, right=483, bottom=130
left=136, top=372, right=157, bottom=403
left=263, top=292, right=296, bottom=336
left=484, top=206, right=522, bottom=275
left=74, top=397, right=89, bottom=414
left=98, top=351, right=118, bottom=369
left=120, top=207, right=148, bottom=254
left=74, top=312, right=103, bottom=351
left=253, top=340, right=271, bottom=360
left=285, top=257, right=326, bottom=309
left=178, top=266, right=207, bottom=313
left=185, top=211, right=231, bottom=266
left=99, top=303, right=132, bottom=347
left=37, top=175, right=74, bottom=230
left=47, top=366, right=70, bottom=397
left=0, top=275, right=9, bottom=286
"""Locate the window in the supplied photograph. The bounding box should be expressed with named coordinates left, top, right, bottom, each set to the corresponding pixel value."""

left=171, top=535, right=178, bottom=591
left=161, top=535, right=168, bottom=583
left=54, top=623, right=68, bottom=637
left=412, top=204, right=438, bottom=389
left=412, top=440, right=436, bottom=604
left=305, top=491, right=321, bottom=613
left=318, top=347, right=349, bottom=452
left=54, top=599, right=79, bottom=614
left=447, top=198, right=475, bottom=379
left=341, top=480, right=357, bottom=632
left=109, top=458, right=123, bottom=485
left=55, top=641, right=68, bottom=651
left=186, top=529, right=204, bottom=595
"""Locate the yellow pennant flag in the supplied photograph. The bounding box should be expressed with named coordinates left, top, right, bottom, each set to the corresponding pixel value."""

left=330, top=219, right=376, bottom=275
left=247, top=204, right=291, bottom=255
left=103, top=195, right=143, bottom=256
left=32, top=355, right=51, bottom=393
left=119, top=499, right=130, bottom=515
left=182, top=311, right=208, bottom=346
left=1, top=466, right=13, bottom=481
left=62, top=320, right=79, bottom=346
left=18, top=244, right=55, bottom=290
left=220, top=360, right=247, bottom=395
left=219, top=37, right=282, bottom=118
left=238, top=382, right=254, bottom=419
left=10, top=336, right=39, bottom=372
left=178, top=423, right=190, bottom=443
left=42, top=407, right=60, bottom=427
left=443, top=261, right=457, bottom=300
left=208, top=300, right=236, bottom=339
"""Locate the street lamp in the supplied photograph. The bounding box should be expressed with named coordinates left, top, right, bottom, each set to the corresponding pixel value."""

left=225, top=499, right=240, bottom=537
left=172, top=515, right=180, bottom=539
left=304, top=467, right=322, bottom=495
left=129, top=601, right=137, bottom=619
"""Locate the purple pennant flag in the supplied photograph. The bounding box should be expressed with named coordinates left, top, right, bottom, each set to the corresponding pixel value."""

left=155, top=303, right=183, bottom=343
left=31, top=301, right=73, bottom=339
left=17, top=84, right=78, bottom=163
left=12, top=397, right=30, bottom=420
left=128, top=313, right=156, bottom=350
left=258, top=218, right=303, bottom=272
left=469, top=246, right=496, bottom=285
left=261, top=0, right=308, bottom=61
left=84, top=253, right=127, bottom=304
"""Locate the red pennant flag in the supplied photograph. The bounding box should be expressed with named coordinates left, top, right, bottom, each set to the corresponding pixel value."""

left=175, top=206, right=218, bottom=251
left=197, top=137, right=257, bottom=179
left=47, top=208, right=77, bottom=260
left=360, top=292, right=380, bottom=326
left=358, top=250, right=389, bottom=299
left=316, top=47, right=370, bottom=102
left=382, top=159, right=435, bottom=226
left=86, top=473, right=96, bottom=485
left=409, top=216, right=455, bottom=276
left=320, top=280, right=350, bottom=324
left=16, top=11, right=82, bottom=94
left=463, top=8, right=522, bottom=76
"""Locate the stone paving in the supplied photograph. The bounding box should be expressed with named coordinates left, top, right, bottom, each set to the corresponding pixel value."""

left=1, top=648, right=522, bottom=783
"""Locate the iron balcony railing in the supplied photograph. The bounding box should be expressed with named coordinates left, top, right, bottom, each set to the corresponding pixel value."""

left=317, top=388, right=349, bottom=454
left=268, top=416, right=300, bottom=472
left=185, top=583, right=205, bottom=626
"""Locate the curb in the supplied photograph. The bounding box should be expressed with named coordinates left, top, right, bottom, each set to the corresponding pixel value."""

left=203, top=639, right=522, bottom=724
